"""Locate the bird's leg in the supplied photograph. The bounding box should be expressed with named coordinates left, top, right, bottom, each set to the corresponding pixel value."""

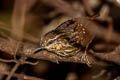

left=80, top=45, right=91, bottom=67
left=80, top=35, right=94, bottom=67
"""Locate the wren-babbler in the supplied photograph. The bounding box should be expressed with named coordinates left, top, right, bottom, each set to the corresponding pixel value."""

left=34, top=17, right=95, bottom=65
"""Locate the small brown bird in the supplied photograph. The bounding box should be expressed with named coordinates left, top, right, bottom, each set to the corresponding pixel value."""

left=34, top=17, right=95, bottom=65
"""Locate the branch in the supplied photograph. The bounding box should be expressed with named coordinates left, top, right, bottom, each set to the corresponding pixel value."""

left=0, top=37, right=120, bottom=66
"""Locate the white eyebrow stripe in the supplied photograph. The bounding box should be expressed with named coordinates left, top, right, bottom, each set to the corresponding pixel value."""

left=46, top=33, right=65, bottom=45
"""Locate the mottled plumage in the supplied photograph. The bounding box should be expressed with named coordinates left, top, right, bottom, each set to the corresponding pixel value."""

left=34, top=17, right=94, bottom=58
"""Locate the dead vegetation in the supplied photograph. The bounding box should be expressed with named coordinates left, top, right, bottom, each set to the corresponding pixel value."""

left=0, top=0, right=120, bottom=80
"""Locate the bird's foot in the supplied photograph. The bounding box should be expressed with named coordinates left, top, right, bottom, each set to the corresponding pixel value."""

left=81, top=53, right=92, bottom=67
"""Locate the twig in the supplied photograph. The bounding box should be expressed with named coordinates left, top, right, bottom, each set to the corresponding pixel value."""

left=14, top=41, right=21, bottom=60
left=5, top=57, right=27, bottom=80
left=6, top=63, right=20, bottom=80
left=0, top=59, right=17, bottom=63
left=0, top=57, right=39, bottom=80
left=6, top=41, right=21, bottom=80
left=24, top=61, right=39, bottom=65
left=4, top=40, right=38, bottom=80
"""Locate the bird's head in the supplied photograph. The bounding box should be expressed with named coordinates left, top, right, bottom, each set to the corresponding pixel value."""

left=34, top=30, right=66, bottom=55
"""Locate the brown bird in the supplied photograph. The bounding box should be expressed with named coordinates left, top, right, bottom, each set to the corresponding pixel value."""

left=34, top=17, right=95, bottom=65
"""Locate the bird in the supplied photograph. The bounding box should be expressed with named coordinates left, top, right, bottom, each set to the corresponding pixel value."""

left=34, top=17, right=95, bottom=65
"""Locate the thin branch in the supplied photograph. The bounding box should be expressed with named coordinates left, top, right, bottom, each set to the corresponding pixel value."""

left=0, top=47, right=38, bottom=80
left=24, top=61, right=39, bottom=65
left=14, top=41, right=21, bottom=60
left=6, top=63, right=20, bottom=80
left=5, top=42, right=31, bottom=80
left=0, top=59, right=17, bottom=63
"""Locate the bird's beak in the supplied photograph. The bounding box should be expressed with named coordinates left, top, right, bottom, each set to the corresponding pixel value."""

left=34, top=47, right=46, bottom=54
